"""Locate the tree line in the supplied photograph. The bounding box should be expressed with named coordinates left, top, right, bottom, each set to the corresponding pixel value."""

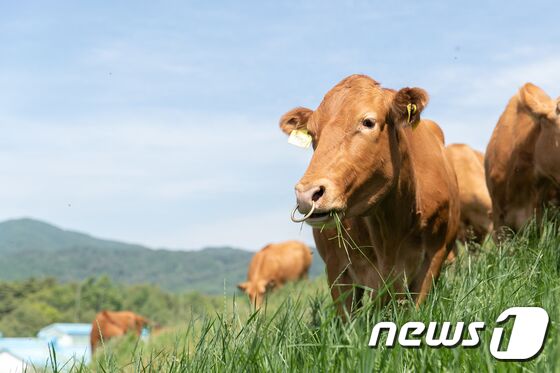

left=0, top=277, right=222, bottom=337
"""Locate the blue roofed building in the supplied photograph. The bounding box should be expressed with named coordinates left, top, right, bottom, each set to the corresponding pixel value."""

left=0, top=324, right=91, bottom=373
left=0, top=338, right=49, bottom=373
left=37, top=323, right=92, bottom=348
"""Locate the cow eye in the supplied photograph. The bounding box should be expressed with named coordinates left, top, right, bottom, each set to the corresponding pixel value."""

left=362, top=118, right=376, bottom=129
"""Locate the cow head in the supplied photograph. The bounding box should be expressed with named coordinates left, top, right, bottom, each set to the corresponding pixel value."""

left=280, top=74, right=428, bottom=226
left=519, top=83, right=560, bottom=187
left=134, top=315, right=149, bottom=335
left=237, top=280, right=275, bottom=307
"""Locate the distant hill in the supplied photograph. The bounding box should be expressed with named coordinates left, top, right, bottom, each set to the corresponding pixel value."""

left=0, top=218, right=324, bottom=294
left=0, top=218, right=146, bottom=253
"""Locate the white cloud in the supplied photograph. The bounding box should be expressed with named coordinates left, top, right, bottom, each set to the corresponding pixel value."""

left=0, top=113, right=312, bottom=249
left=3, top=51, right=559, bottom=248
left=424, top=52, right=560, bottom=151
left=2, top=0, right=558, bottom=252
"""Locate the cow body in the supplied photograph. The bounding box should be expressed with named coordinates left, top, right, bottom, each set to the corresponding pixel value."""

left=238, top=240, right=312, bottom=306
left=445, top=143, right=493, bottom=242
left=280, top=75, right=459, bottom=314
left=90, top=310, right=148, bottom=353
left=485, top=83, right=560, bottom=234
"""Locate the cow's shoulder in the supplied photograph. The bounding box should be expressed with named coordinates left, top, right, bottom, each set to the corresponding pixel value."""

left=407, top=120, right=452, bottom=184
left=406, top=122, right=459, bottom=225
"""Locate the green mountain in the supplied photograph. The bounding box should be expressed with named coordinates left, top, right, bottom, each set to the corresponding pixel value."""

left=0, top=218, right=146, bottom=253
left=0, top=218, right=324, bottom=294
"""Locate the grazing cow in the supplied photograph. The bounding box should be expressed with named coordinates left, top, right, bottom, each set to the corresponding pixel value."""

left=279, top=75, right=460, bottom=315
left=90, top=310, right=149, bottom=353
left=237, top=240, right=312, bottom=307
left=445, top=143, right=493, bottom=243
left=485, top=83, right=560, bottom=235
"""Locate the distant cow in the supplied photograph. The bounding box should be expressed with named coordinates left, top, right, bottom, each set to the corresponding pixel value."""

left=446, top=143, right=493, bottom=242
left=90, top=310, right=149, bottom=353
left=279, top=74, right=460, bottom=315
left=485, top=83, right=560, bottom=235
left=237, top=240, right=312, bottom=307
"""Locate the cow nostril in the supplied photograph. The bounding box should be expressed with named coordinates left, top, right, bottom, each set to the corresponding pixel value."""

left=312, top=186, right=325, bottom=202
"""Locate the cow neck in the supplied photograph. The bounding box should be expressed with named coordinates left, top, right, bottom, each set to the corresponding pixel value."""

left=513, top=109, right=541, bottom=184
left=366, top=126, right=419, bottom=249
left=516, top=101, right=541, bottom=144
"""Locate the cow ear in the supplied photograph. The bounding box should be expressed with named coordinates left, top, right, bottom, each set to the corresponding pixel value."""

left=279, top=107, right=313, bottom=135
left=389, top=87, right=429, bottom=128
left=237, top=282, right=248, bottom=291
left=519, top=83, right=554, bottom=117
left=266, top=280, right=276, bottom=291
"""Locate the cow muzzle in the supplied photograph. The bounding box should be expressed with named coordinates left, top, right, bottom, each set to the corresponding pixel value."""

left=291, top=202, right=316, bottom=222
left=291, top=182, right=339, bottom=224
left=290, top=202, right=335, bottom=225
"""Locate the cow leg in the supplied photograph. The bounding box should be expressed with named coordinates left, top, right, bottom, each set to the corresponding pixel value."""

left=329, top=276, right=353, bottom=316
left=327, top=265, right=363, bottom=318
left=535, top=182, right=559, bottom=226
left=412, top=246, right=448, bottom=307
left=330, top=282, right=364, bottom=318
left=353, top=286, right=365, bottom=310
left=446, top=249, right=456, bottom=263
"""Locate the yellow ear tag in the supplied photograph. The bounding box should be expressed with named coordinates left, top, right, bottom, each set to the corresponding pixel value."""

left=288, top=129, right=312, bottom=148
left=406, top=103, right=418, bottom=128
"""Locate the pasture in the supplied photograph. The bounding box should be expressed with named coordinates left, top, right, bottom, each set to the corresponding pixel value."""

left=3, top=2, right=559, bottom=373
left=46, top=215, right=560, bottom=372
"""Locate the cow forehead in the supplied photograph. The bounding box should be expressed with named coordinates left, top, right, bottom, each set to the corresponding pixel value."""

left=323, top=76, right=383, bottom=108
left=310, top=82, right=387, bottom=131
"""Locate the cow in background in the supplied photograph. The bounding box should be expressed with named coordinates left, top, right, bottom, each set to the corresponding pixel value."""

left=446, top=143, right=493, bottom=243
left=237, top=240, right=312, bottom=307
left=485, top=83, right=560, bottom=236
left=90, top=310, right=151, bottom=353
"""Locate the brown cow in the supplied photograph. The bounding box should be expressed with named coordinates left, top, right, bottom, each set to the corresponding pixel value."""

left=280, top=75, right=460, bottom=315
left=90, top=310, right=149, bottom=353
left=237, top=240, right=312, bottom=307
left=445, top=143, right=493, bottom=243
left=485, top=83, right=560, bottom=235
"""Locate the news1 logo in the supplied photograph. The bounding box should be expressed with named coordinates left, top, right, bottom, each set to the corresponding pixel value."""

left=369, top=307, right=549, bottom=361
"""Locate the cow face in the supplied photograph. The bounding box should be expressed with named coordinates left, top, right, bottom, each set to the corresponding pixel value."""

left=134, top=315, right=149, bottom=335
left=237, top=280, right=272, bottom=307
left=520, top=83, right=560, bottom=187
left=280, top=75, right=428, bottom=226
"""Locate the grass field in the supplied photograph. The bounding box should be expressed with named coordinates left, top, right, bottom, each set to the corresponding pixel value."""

left=44, top=216, right=560, bottom=372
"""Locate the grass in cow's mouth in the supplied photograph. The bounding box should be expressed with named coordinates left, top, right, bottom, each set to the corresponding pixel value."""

left=331, top=211, right=374, bottom=264
left=81, top=213, right=560, bottom=372
left=329, top=211, right=393, bottom=302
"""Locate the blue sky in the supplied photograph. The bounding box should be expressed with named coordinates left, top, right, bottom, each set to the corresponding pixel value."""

left=1, top=1, right=559, bottom=250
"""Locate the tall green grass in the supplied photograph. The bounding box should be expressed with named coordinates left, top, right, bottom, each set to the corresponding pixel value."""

left=55, top=216, right=560, bottom=372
